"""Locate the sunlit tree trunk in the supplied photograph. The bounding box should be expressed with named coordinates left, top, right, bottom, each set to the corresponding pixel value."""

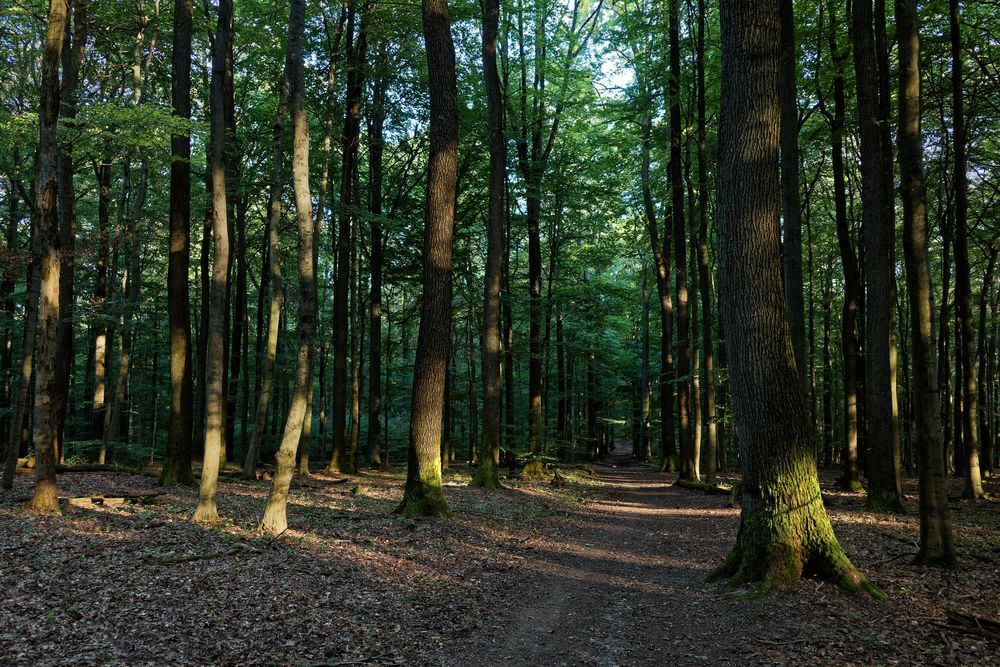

left=193, top=0, right=233, bottom=523
left=260, top=0, right=317, bottom=533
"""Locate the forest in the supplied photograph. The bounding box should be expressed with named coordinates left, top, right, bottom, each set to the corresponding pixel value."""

left=2, top=0, right=1000, bottom=664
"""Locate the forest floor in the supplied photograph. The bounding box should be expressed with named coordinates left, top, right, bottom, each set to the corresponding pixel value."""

left=2, top=451, right=1000, bottom=666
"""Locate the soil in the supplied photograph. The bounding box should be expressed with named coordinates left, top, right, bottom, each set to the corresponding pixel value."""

left=2, top=450, right=999, bottom=666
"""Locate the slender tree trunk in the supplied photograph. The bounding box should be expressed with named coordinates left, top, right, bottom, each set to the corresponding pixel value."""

left=260, top=0, right=317, bottom=533
left=396, top=0, right=457, bottom=517
left=711, top=0, right=880, bottom=596
left=696, top=0, right=716, bottom=483
left=330, top=6, right=368, bottom=473
left=822, top=289, right=834, bottom=467
left=669, top=0, right=693, bottom=482
left=948, top=0, right=985, bottom=499
left=366, top=63, right=386, bottom=467
left=977, top=247, right=997, bottom=475
left=161, top=0, right=194, bottom=486
left=193, top=0, right=233, bottom=522
left=242, top=67, right=288, bottom=480
left=53, top=0, right=87, bottom=453
left=474, top=0, right=503, bottom=488
left=896, top=0, right=955, bottom=564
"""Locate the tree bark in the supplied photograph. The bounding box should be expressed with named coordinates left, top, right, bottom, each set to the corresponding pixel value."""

left=711, top=0, right=880, bottom=595
left=474, top=0, right=504, bottom=489
left=949, top=0, right=985, bottom=500
left=854, top=0, right=904, bottom=512
left=260, top=0, right=317, bottom=533
left=366, top=58, right=386, bottom=468
left=896, top=0, right=955, bottom=565
left=161, top=0, right=194, bottom=487
left=193, top=0, right=233, bottom=523
left=28, top=0, right=70, bottom=513
left=395, top=0, right=457, bottom=517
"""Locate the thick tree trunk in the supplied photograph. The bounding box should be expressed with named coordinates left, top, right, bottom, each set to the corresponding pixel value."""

left=260, top=0, right=316, bottom=533
left=854, top=0, right=904, bottom=512
left=896, top=0, right=954, bottom=565
left=711, top=0, right=880, bottom=595
left=28, top=0, right=70, bottom=512
left=396, top=0, right=457, bottom=517
left=193, top=0, right=233, bottom=523
left=474, top=0, right=503, bottom=489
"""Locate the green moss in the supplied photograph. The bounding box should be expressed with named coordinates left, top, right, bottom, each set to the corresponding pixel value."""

left=520, top=459, right=546, bottom=480
left=394, top=479, right=451, bottom=518
left=865, top=492, right=906, bottom=514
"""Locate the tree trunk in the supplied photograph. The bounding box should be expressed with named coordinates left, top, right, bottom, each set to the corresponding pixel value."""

left=711, top=0, right=880, bottom=595
left=242, top=64, right=288, bottom=480
left=854, top=0, right=903, bottom=512
left=949, top=0, right=985, bottom=499
left=396, top=0, right=457, bottom=517
left=193, top=0, right=233, bottom=523
left=474, top=0, right=503, bottom=488
left=896, top=0, right=955, bottom=565
left=260, top=0, right=317, bottom=533
left=161, top=0, right=194, bottom=486
left=330, top=6, right=368, bottom=473
left=696, top=0, right=716, bottom=483
left=977, top=247, right=997, bottom=475
left=27, top=0, right=70, bottom=512
left=669, top=0, right=693, bottom=482
left=366, top=60, right=386, bottom=467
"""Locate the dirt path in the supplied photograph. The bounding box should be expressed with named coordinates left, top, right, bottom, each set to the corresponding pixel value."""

left=454, top=451, right=743, bottom=666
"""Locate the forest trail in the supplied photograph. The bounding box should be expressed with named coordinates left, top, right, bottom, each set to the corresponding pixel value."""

left=455, top=450, right=741, bottom=666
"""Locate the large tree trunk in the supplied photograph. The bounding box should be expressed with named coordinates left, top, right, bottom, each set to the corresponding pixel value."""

left=711, top=0, right=880, bottom=596
left=242, top=66, right=288, bottom=480
left=193, top=0, right=233, bottom=523
left=28, top=0, right=70, bottom=513
left=474, top=0, right=503, bottom=489
left=329, top=6, right=368, bottom=473
left=395, top=0, right=457, bottom=517
left=260, top=0, right=317, bottom=533
left=896, top=0, right=954, bottom=565
left=854, top=0, right=903, bottom=512
left=161, top=0, right=194, bottom=487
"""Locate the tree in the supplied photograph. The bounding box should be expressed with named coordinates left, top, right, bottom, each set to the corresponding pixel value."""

left=853, top=0, right=904, bottom=513
left=474, top=0, right=504, bottom=490
left=710, top=0, right=881, bottom=596
left=193, top=0, right=234, bottom=523
left=28, top=0, right=70, bottom=513
left=161, top=0, right=195, bottom=487
left=260, top=0, right=317, bottom=534
left=395, top=0, right=458, bottom=518
left=895, top=0, right=955, bottom=566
